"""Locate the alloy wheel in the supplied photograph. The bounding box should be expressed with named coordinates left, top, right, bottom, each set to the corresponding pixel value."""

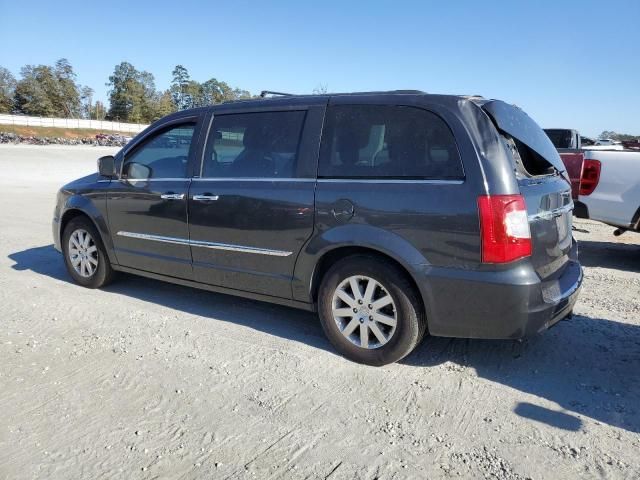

left=331, top=275, right=398, bottom=349
left=68, top=228, right=98, bottom=278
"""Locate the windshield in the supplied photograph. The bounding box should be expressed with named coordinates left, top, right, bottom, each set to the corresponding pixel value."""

left=482, top=101, right=566, bottom=174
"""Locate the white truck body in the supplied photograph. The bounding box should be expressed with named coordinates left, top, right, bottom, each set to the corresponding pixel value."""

left=583, top=144, right=624, bottom=151
left=579, top=150, right=640, bottom=230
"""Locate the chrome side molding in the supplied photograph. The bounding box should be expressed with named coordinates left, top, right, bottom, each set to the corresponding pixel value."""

left=116, top=231, right=292, bottom=257
left=317, top=178, right=464, bottom=185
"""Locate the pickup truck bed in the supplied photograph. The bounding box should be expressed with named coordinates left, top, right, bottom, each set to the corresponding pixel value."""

left=576, top=149, right=640, bottom=232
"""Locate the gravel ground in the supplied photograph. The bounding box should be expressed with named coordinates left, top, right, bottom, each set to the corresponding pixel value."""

left=0, top=144, right=639, bottom=479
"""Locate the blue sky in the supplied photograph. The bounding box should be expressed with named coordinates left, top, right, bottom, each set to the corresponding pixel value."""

left=1, top=0, right=638, bottom=137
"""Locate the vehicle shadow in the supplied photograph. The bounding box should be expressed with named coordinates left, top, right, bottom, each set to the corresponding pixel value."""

left=9, top=244, right=71, bottom=281
left=7, top=245, right=332, bottom=354
left=8, top=245, right=640, bottom=434
left=403, top=316, right=640, bottom=434
left=578, top=238, right=640, bottom=273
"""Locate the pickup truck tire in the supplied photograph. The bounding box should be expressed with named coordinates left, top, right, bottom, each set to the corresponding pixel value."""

left=318, top=255, right=426, bottom=366
left=62, top=216, right=114, bottom=289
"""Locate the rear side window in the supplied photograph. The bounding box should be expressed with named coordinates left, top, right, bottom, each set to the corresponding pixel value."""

left=202, top=111, right=306, bottom=178
left=318, top=105, right=463, bottom=179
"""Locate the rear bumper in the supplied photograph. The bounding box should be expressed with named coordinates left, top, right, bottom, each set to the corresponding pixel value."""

left=418, top=243, right=583, bottom=339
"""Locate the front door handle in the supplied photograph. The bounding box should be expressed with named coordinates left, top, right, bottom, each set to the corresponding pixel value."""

left=160, top=193, right=185, bottom=200
left=193, top=194, right=220, bottom=201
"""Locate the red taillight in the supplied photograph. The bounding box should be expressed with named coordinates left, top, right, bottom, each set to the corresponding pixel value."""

left=478, top=194, right=532, bottom=263
left=579, top=159, right=601, bottom=196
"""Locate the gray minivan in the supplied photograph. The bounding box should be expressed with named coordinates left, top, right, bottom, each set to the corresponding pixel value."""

left=53, top=91, right=582, bottom=365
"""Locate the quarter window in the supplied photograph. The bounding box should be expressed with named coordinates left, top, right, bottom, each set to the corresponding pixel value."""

left=123, top=123, right=195, bottom=179
left=318, top=105, right=463, bottom=179
left=202, top=111, right=306, bottom=178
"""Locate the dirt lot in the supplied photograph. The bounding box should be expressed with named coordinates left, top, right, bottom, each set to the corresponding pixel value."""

left=1, top=144, right=638, bottom=479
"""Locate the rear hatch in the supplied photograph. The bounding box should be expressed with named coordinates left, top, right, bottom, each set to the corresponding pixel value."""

left=482, top=101, right=574, bottom=281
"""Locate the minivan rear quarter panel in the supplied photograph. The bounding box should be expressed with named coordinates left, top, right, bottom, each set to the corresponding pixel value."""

left=294, top=95, right=493, bottom=306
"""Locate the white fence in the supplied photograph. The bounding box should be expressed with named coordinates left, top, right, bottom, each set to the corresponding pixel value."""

left=0, top=114, right=148, bottom=133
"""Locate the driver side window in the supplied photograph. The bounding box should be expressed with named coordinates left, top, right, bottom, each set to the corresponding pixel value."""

left=123, top=123, right=195, bottom=179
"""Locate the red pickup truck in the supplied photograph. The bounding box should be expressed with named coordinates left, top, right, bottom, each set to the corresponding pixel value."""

left=543, top=129, right=584, bottom=199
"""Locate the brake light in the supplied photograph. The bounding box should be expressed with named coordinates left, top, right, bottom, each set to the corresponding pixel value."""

left=579, top=159, right=601, bottom=196
left=478, top=195, right=532, bottom=263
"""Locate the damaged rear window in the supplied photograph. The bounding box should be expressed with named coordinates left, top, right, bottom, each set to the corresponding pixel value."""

left=481, top=101, right=566, bottom=177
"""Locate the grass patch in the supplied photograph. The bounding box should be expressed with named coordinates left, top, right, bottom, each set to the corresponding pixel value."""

left=0, top=124, right=135, bottom=139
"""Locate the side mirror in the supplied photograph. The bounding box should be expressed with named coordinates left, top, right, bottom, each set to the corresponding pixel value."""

left=97, top=155, right=116, bottom=177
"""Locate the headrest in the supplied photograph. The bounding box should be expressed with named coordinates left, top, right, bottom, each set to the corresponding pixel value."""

left=336, top=125, right=370, bottom=152
left=242, top=126, right=267, bottom=149
left=242, top=124, right=300, bottom=152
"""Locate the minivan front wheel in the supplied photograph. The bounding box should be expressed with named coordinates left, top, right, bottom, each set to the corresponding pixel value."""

left=62, top=216, right=114, bottom=288
left=318, top=255, right=426, bottom=366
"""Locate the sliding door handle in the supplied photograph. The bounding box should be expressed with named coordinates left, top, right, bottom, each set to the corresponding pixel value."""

left=160, top=193, right=185, bottom=200
left=193, top=194, right=220, bottom=201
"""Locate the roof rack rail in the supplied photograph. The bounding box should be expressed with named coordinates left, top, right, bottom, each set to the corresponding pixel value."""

left=259, top=90, right=294, bottom=98
left=390, top=89, right=426, bottom=94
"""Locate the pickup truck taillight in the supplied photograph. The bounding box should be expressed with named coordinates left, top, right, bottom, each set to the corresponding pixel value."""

left=478, top=195, right=532, bottom=263
left=579, top=159, right=601, bottom=196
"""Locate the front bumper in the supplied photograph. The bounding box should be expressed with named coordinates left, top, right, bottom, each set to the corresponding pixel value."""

left=417, top=245, right=583, bottom=339
left=52, top=217, right=62, bottom=253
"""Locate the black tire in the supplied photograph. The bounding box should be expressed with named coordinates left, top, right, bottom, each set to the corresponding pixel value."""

left=62, top=216, right=114, bottom=288
left=318, top=254, right=426, bottom=366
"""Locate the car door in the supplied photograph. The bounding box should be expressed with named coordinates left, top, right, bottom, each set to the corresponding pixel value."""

left=187, top=103, right=325, bottom=298
left=107, top=114, right=204, bottom=278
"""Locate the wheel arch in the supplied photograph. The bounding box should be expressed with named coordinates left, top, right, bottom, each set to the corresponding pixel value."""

left=60, top=209, right=91, bottom=236
left=308, top=246, right=426, bottom=322
left=59, top=201, right=117, bottom=265
left=293, top=223, right=430, bottom=302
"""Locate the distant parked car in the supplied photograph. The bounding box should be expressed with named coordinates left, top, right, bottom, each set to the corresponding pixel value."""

left=52, top=91, right=582, bottom=365
left=595, top=138, right=618, bottom=146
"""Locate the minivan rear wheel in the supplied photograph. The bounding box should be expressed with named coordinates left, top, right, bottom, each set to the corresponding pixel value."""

left=318, top=255, right=426, bottom=366
left=62, top=216, right=114, bottom=288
